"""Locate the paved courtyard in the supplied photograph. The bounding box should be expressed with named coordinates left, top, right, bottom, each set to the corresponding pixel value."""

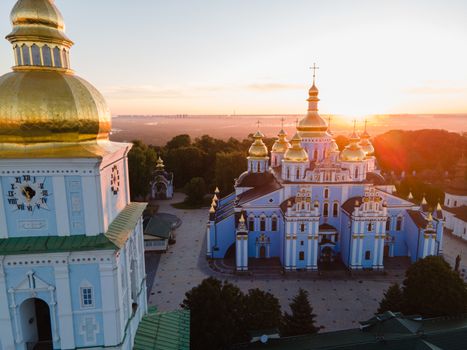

left=146, top=193, right=467, bottom=332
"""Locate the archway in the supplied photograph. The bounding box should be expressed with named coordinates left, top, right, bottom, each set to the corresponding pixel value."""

left=259, top=246, right=266, bottom=258
left=20, top=298, right=52, bottom=349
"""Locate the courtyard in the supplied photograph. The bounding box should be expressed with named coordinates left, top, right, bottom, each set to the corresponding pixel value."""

left=146, top=193, right=466, bottom=332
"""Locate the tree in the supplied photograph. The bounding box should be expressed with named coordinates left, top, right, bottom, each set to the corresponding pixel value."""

left=377, top=283, right=404, bottom=314
left=127, top=140, right=150, bottom=200
left=181, top=277, right=248, bottom=350
left=244, top=288, right=282, bottom=332
left=281, top=288, right=318, bottom=337
left=166, top=134, right=191, bottom=149
left=165, top=146, right=206, bottom=188
left=402, top=256, right=467, bottom=318
left=215, top=152, right=247, bottom=196
left=184, top=177, right=207, bottom=205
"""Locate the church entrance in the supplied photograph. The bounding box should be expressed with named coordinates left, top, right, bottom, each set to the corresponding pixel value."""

left=259, top=246, right=266, bottom=258
left=20, top=298, right=52, bottom=350
left=384, top=245, right=390, bottom=257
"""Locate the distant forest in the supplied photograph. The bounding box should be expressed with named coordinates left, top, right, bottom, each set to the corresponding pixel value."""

left=128, top=129, right=466, bottom=207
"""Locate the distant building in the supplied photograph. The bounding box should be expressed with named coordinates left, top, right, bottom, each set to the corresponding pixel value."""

left=150, top=157, right=174, bottom=200
left=207, top=77, right=444, bottom=272
left=442, top=154, right=467, bottom=239
left=143, top=213, right=181, bottom=252
left=236, top=312, right=467, bottom=350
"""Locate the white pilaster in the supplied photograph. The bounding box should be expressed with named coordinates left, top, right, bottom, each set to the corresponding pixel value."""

left=99, top=261, right=121, bottom=345
left=54, top=263, right=75, bottom=349
left=292, top=236, right=297, bottom=269
left=423, top=235, right=428, bottom=257
left=206, top=224, right=211, bottom=256
left=373, top=230, right=379, bottom=267
left=53, top=176, right=70, bottom=236
left=378, top=235, right=385, bottom=266
left=307, top=236, right=312, bottom=268
left=243, top=237, right=248, bottom=269
left=236, top=237, right=242, bottom=270
left=0, top=181, right=8, bottom=238
left=82, top=176, right=102, bottom=236
left=0, top=258, right=15, bottom=349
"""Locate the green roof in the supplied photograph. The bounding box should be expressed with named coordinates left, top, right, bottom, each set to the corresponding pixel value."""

left=0, top=202, right=147, bottom=255
left=144, top=216, right=172, bottom=239
left=133, top=308, right=190, bottom=350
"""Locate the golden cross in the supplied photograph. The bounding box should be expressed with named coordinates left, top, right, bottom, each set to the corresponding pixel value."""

left=256, top=120, right=261, bottom=130
left=353, top=119, right=357, bottom=133
left=309, top=63, right=320, bottom=84
left=295, top=118, right=299, bottom=127
left=281, top=117, right=285, bottom=129
left=364, top=119, right=368, bottom=132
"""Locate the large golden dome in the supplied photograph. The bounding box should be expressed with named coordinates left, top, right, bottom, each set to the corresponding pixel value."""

left=297, top=83, right=329, bottom=137
left=0, top=0, right=111, bottom=148
left=340, top=132, right=366, bottom=162
left=284, top=133, right=309, bottom=162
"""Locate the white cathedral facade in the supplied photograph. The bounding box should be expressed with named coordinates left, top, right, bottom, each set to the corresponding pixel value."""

left=207, top=76, right=444, bottom=272
left=0, top=1, right=147, bottom=349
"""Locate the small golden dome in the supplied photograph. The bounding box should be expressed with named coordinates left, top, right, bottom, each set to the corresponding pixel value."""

left=330, top=140, right=340, bottom=153
left=156, top=157, right=165, bottom=169
left=272, top=129, right=291, bottom=153
left=340, top=142, right=366, bottom=162
left=359, top=138, right=375, bottom=156
left=248, top=131, right=268, bottom=158
left=297, top=82, right=329, bottom=136
left=284, top=133, right=309, bottom=162
left=7, top=0, right=72, bottom=45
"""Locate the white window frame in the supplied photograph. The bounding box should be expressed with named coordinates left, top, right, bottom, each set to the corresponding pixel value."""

left=80, top=286, right=95, bottom=309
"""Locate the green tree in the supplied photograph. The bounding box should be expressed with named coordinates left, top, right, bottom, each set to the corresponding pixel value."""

left=215, top=151, right=247, bottom=196
left=281, top=288, right=318, bottom=337
left=184, top=177, right=207, bottom=205
left=402, top=256, right=467, bottom=318
left=244, top=288, right=282, bottom=332
left=166, top=134, right=191, bottom=149
left=377, top=283, right=404, bottom=314
left=127, top=140, right=150, bottom=200
left=181, top=277, right=248, bottom=350
left=165, top=146, right=206, bottom=188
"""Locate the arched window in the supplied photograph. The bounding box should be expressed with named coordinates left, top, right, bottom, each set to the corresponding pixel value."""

left=314, top=150, right=318, bottom=161
left=31, top=44, right=41, bottom=65
left=355, top=167, right=359, bottom=179
left=296, top=169, right=300, bottom=180
left=271, top=216, right=277, bottom=231
left=396, top=217, right=403, bottom=231
left=248, top=217, right=255, bottom=231
left=302, top=203, right=305, bottom=210
left=454, top=200, right=458, bottom=207
left=21, top=45, right=30, bottom=65
left=367, top=222, right=374, bottom=231
left=260, top=217, right=266, bottom=231
left=323, top=203, right=329, bottom=217
left=42, top=45, right=52, bottom=66
left=324, top=188, right=329, bottom=199
left=287, top=168, right=290, bottom=180
left=299, top=251, right=305, bottom=261
left=386, top=218, right=391, bottom=231
left=333, top=202, right=339, bottom=217
left=14, top=45, right=21, bottom=65
left=365, top=251, right=371, bottom=260
left=53, top=47, right=61, bottom=67
left=300, top=223, right=305, bottom=232
left=62, top=49, right=68, bottom=68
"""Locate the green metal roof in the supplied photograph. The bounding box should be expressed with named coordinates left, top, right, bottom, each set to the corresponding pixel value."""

left=0, top=202, right=147, bottom=255
left=144, top=216, right=172, bottom=239
left=133, top=308, right=190, bottom=350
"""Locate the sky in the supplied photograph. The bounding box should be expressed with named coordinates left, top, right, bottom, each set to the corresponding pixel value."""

left=0, top=0, right=466, bottom=117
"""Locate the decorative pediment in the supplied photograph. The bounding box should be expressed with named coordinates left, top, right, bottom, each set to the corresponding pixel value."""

left=13, top=270, right=54, bottom=292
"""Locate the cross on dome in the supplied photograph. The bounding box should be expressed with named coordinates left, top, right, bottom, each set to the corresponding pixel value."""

left=309, top=63, right=320, bottom=85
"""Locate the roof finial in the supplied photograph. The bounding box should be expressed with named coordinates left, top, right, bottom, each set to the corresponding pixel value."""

left=353, top=119, right=357, bottom=133
left=310, top=62, right=319, bottom=85
left=281, top=116, right=285, bottom=129
left=256, top=119, right=261, bottom=131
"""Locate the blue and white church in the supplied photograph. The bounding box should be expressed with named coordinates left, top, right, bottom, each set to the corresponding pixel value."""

left=207, top=74, right=444, bottom=272
left=0, top=0, right=147, bottom=349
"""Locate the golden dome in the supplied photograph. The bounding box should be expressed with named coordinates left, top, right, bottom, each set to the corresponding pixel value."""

left=7, top=0, right=72, bottom=45
left=0, top=71, right=111, bottom=143
left=297, top=83, right=329, bottom=137
left=330, top=139, right=340, bottom=153
left=248, top=131, right=268, bottom=158
left=284, top=133, right=309, bottom=162
left=340, top=139, right=366, bottom=162
left=156, top=157, right=165, bottom=169
left=359, top=138, right=375, bottom=156
left=0, top=0, right=111, bottom=146
left=271, top=129, right=291, bottom=153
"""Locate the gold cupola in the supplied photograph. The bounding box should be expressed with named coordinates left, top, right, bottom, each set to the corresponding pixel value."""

left=284, top=133, right=309, bottom=162
left=359, top=120, right=375, bottom=156
left=0, top=0, right=111, bottom=155
left=156, top=157, right=165, bottom=170
left=340, top=124, right=366, bottom=162
left=297, top=70, right=329, bottom=138
left=248, top=131, right=268, bottom=158
left=271, top=129, right=291, bottom=153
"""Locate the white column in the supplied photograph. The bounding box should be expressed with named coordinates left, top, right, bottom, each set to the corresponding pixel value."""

left=0, top=181, right=8, bottom=238
left=53, top=176, right=70, bottom=236
left=243, top=237, right=248, bottom=270
left=206, top=224, right=212, bottom=256
left=351, top=237, right=357, bottom=267
left=236, top=237, right=242, bottom=270
left=292, top=236, right=297, bottom=269
left=378, top=234, right=385, bottom=267
left=54, top=264, right=75, bottom=349
left=0, top=258, right=15, bottom=349
left=82, top=176, right=102, bottom=235
left=99, top=261, right=121, bottom=345
left=422, top=234, right=428, bottom=257
left=357, top=237, right=364, bottom=267
left=373, top=234, right=379, bottom=268
left=285, top=237, right=290, bottom=268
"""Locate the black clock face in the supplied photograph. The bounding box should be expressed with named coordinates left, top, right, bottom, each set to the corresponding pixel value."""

left=110, top=165, right=120, bottom=195
left=7, top=175, right=49, bottom=212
